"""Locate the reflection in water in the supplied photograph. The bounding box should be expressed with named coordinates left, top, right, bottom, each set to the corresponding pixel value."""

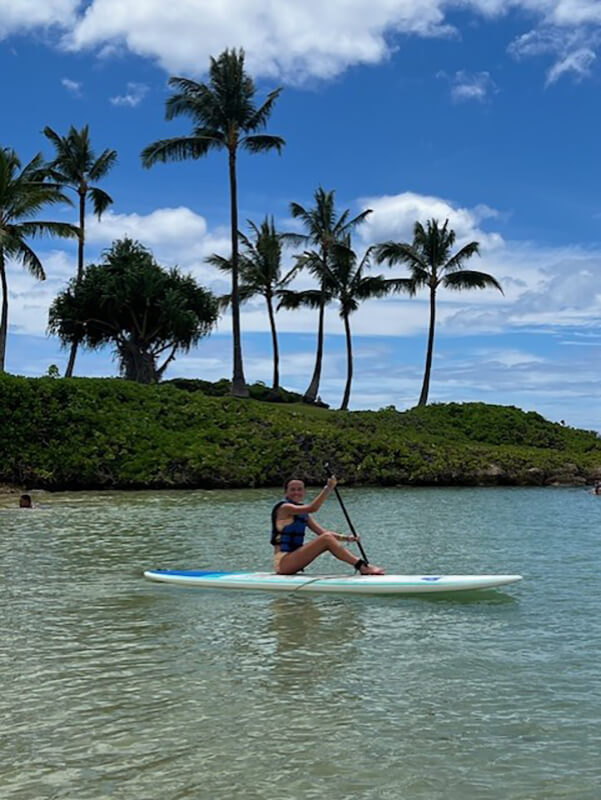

left=260, top=597, right=363, bottom=693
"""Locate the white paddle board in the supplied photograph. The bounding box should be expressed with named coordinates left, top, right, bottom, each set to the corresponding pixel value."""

left=143, top=569, right=522, bottom=595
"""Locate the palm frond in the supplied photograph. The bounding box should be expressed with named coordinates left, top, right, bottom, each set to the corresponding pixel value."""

left=242, top=135, right=285, bottom=154
left=245, top=88, right=283, bottom=131
left=337, top=207, right=372, bottom=236
left=206, top=253, right=232, bottom=272
left=384, top=277, right=416, bottom=296
left=88, top=186, right=113, bottom=219
left=280, top=231, right=309, bottom=248
left=8, top=240, right=46, bottom=280
left=277, top=288, right=323, bottom=311
left=141, top=134, right=223, bottom=167
left=442, top=241, right=480, bottom=272
left=443, top=270, right=503, bottom=293
left=374, top=241, right=426, bottom=270
left=16, top=220, right=79, bottom=240
left=89, top=148, right=118, bottom=181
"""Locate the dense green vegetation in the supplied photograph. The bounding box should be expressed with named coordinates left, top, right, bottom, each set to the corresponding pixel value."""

left=1, top=374, right=599, bottom=491
left=49, top=238, right=219, bottom=383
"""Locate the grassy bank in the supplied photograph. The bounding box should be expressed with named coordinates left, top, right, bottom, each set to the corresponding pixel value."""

left=1, top=374, right=600, bottom=490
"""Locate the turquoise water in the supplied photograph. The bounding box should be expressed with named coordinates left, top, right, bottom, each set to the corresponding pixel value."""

left=1, top=487, right=600, bottom=799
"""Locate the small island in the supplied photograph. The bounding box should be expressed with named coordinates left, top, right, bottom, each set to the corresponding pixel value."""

left=1, top=374, right=599, bottom=491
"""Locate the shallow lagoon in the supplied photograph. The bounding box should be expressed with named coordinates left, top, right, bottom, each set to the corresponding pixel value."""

left=1, top=486, right=600, bottom=799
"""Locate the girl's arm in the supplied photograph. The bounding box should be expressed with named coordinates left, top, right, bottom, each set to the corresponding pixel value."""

left=307, top=516, right=358, bottom=542
left=277, top=477, right=337, bottom=517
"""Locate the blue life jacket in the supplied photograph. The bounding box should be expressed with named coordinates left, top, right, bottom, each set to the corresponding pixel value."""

left=270, top=498, right=308, bottom=552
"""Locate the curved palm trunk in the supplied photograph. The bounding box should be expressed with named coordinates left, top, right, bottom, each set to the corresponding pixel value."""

left=65, top=192, right=86, bottom=378
left=418, top=285, right=437, bottom=407
left=303, top=287, right=325, bottom=404
left=340, top=311, right=353, bottom=411
left=265, top=294, right=280, bottom=394
left=0, top=251, right=8, bottom=373
left=228, top=148, right=248, bottom=398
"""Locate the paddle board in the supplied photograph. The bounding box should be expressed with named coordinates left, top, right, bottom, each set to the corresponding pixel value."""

left=143, top=569, right=522, bottom=595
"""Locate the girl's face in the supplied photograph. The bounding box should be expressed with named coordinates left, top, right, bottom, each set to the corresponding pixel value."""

left=286, top=480, right=305, bottom=502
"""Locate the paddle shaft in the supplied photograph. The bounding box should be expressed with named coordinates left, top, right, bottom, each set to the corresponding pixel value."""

left=325, top=464, right=369, bottom=564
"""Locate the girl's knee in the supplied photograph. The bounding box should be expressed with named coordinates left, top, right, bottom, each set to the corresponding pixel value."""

left=321, top=532, right=338, bottom=549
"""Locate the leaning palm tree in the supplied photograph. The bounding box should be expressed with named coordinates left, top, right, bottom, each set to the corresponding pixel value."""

left=0, top=148, right=79, bottom=372
left=296, top=239, right=413, bottom=410
left=207, top=217, right=294, bottom=396
left=284, top=187, right=372, bottom=404
left=43, top=124, right=117, bottom=377
left=141, top=48, right=284, bottom=397
left=375, top=218, right=503, bottom=406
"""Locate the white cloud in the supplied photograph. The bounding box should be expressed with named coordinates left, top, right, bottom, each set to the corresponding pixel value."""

left=358, top=191, right=504, bottom=250
left=2, top=0, right=601, bottom=84
left=61, top=77, right=82, bottom=95
left=109, top=81, right=149, bottom=107
left=85, top=206, right=232, bottom=288
left=472, top=347, right=546, bottom=367
left=0, top=0, right=77, bottom=36
left=438, top=69, right=498, bottom=102
left=62, top=0, right=455, bottom=82
left=509, top=22, right=601, bottom=84
left=546, top=46, right=596, bottom=83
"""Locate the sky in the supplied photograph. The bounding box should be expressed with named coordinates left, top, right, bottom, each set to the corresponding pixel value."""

left=1, top=0, right=600, bottom=430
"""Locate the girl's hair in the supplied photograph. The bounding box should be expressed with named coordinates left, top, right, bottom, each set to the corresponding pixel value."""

left=283, top=477, right=304, bottom=492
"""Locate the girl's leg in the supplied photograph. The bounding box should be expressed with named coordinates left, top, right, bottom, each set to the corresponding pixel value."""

left=277, top=533, right=384, bottom=575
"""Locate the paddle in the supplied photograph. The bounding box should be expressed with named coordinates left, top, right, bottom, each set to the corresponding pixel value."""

left=324, top=463, right=370, bottom=565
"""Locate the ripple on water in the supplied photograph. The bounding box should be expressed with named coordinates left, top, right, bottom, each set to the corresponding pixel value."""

left=1, top=487, right=601, bottom=799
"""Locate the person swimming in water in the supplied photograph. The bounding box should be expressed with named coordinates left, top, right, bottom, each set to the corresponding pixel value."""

left=271, top=476, right=384, bottom=575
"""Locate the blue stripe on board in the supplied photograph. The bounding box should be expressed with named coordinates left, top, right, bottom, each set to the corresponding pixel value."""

left=151, top=570, right=234, bottom=577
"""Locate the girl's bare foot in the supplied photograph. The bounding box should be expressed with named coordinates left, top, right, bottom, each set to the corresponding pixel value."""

left=359, top=563, right=385, bottom=575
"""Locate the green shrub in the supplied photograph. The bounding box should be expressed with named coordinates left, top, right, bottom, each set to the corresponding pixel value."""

left=0, top=374, right=599, bottom=489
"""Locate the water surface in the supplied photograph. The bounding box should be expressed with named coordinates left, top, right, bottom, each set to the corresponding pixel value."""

left=1, top=487, right=600, bottom=799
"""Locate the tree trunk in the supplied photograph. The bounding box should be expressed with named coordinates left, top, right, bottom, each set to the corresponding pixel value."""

left=118, top=339, right=158, bottom=384
left=156, top=345, right=178, bottom=381
left=0, top=250, right=8, bottom=373
left=303, top=286, right=325, bottom=404
left=418, top=285, right=437, bottom=406
left=228, top=147, right=248, bottom=398
left=340, top=311, right=353, bottom=411
left=266, top=294, right=280, bottom=393
left=65, top=191, right=86, bottom=378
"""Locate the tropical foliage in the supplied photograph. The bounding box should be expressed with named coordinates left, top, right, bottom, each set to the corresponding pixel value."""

left=0, top=48, right=538, bottom=423
left=322, top=239, right=413, bottom=410
left=43, top=124, right=117, bottom=377
left=48, top=238, right=219, bottom=384
left=141, top=47, right=284, bottom=397
left=283, top=187, right=372, bottom=403
left=0, top=148, right=78, bottom=372
left=1, top=373, right=598, bottom=490
left=208, top=216, right=294, bottom=396
left=375, top=218, right=503, bottom=406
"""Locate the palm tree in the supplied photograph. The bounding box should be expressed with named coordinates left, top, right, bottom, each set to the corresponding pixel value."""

left=290, top=239, right=413, bottom=410
left=141, top=48, right=285, bottom=397
left=207, top=217, right=293, bottom=397
left=0, top=148, right=79, bottom=372
left=375, top=218, right=503, bottom=406
left=43, top=124, right=117, bottom=377
left=284, top=187, right=371, bottom=404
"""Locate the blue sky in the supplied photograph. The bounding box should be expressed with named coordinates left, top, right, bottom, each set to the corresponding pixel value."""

left=1, top=1, right=600, bottom=430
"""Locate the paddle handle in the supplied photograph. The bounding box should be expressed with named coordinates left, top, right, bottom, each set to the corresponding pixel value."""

left=325, top=463, right=369, bottom=564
